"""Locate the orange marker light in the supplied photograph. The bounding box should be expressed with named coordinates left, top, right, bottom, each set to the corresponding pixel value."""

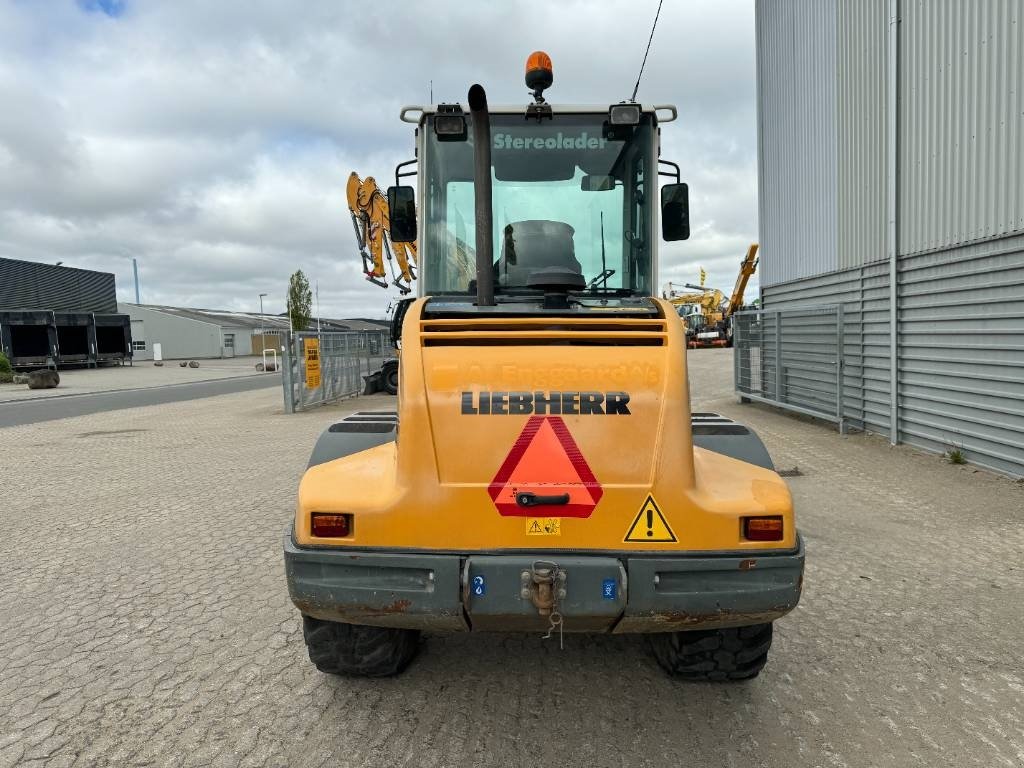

left=526, top=51, right=553, bottom=77
left=743, top=516, right=784, bottom=542
left=311, top=513, right=353, bottom=538
left=525, top=51, right=554, bottom=96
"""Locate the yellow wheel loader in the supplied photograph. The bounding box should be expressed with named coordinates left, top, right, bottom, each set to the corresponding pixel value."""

left=285, top=54, right=803, bottom=679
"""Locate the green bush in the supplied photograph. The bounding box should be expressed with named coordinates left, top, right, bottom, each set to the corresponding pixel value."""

left=0, top=372, right=12, bottom=384
left=0, top=351, right=11, bottom=375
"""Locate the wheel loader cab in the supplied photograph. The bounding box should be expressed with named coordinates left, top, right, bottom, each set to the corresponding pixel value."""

left=413, top=109, right=664, bottom=302
left=286, top=64, right=803, bottom=680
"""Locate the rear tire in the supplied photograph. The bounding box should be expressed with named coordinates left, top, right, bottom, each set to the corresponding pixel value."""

left=302, top=616, right=420, bottom=677
left=647, top=623, right=773, bottom=681
left=382, top=363, right=399, bottom=395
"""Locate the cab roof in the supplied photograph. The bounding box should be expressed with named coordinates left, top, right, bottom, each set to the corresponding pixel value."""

left=400, top=104, right=678, bottom=124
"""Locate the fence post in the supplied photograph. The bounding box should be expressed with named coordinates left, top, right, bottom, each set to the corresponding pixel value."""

left=733, top=315, right=741, bottom=393
left=836, top=304, right=845, bottom=435
left=774, top=310, right=783, bottom=403
left=281, top=331, right=295, bottom=414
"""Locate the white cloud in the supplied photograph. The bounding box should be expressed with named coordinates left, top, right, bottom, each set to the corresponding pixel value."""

left=0, top=0, right=760, bottom=317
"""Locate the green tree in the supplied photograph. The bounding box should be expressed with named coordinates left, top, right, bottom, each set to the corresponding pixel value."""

left=0, top=351, right=12, bottom=384
left=287, top=270, right=313, bottom=331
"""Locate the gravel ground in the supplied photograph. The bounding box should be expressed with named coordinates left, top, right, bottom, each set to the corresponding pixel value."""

left=1, top=349, right=1021, bottom=767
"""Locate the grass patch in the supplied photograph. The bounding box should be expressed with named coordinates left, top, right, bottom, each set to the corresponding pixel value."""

left=946, top=447, right=966, bottom=465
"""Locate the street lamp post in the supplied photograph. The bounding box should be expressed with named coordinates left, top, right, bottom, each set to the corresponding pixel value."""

left=258, top=293, right=268, bottom=353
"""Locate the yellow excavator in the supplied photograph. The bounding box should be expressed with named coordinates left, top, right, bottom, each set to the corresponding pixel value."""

left=285, top=54, right=802, bottom=679
left=667, top=243, right=759, bottom=348
left=346, top=172, right=419, bottom=294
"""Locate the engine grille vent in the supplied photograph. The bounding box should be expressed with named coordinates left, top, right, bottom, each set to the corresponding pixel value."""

left=419, top=318, right=668, bottom=347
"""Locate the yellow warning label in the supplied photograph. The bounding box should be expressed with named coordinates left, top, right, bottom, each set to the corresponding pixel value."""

left=304, top=338, right=321, bottom=389
left=623, top=495, right=677, bottom=543
left=526, top=517, right=561, bottom=536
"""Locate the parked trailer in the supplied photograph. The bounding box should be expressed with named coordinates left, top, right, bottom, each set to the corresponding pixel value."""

left=93, top=314, right=133, bottom=365
left=0, top=310, right=57, bottom=369
left=53, top=312, right=95, bottom=367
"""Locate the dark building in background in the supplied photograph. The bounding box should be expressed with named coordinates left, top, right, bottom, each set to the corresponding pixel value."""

left=0, top=257, right=132, bottom=368
left=0, top=257, right=118, bottom=313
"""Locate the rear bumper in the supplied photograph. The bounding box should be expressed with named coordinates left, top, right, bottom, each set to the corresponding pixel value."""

left=284, top=533, right=804, bottom=633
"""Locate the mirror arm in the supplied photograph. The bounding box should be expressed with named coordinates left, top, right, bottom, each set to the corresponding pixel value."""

left=394, top=159, right=418, bottom=189
left=658, top=159, right=681, bottom=184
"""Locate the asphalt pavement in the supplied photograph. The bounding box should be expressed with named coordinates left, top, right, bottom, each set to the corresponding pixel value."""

left=0, top=374, right=280, bottom=428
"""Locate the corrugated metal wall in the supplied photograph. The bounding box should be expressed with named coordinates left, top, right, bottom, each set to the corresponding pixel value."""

left=762, top=262, right=892, bottom=436
left=0, top=258, right=117, bottom=313
left=837, top=0, right=888, bottom=269
left=755, top=0, right=1024, bottom=477
left=756, top=0, right=839, bottom=287
left=897, top=233, right=1024, bottom=477
left=900, top=0, right=1024, bottom=256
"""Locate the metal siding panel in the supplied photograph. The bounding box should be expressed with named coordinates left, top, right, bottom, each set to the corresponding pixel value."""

left=0, top=257, right=117, bottom=313
left=757, top=0, right=839, bottom=287
left=899, top=0, right=1024, bottom=255
left=762, top=262, right=892, bottom=436
left=897, top=233, right=1024, bottom=477
left=837, top=1, right=888, bottom=268
left=0, top=259, right=41, bottom=309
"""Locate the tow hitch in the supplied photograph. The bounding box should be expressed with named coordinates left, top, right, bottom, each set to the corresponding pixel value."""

left=521, top=561, right=567, bottom=648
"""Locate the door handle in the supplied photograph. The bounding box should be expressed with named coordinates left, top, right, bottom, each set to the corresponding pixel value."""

left=516, top=492, right=570, bottom=508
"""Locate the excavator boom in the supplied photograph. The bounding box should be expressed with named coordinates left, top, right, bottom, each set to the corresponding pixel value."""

left=726, top=243, right=759, bottom=318
left=346, top=172, right=418, bottom=293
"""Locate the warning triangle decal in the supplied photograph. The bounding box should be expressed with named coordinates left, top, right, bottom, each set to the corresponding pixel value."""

left=624, top=495, right=677, bottom=542
left=488, top=415, right=602, bottom=518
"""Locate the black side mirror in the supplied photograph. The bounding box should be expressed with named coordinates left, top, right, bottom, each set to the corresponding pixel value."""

left=661, top=183, right=690, bottom=241
left=387, top=186, right=417, bottom=243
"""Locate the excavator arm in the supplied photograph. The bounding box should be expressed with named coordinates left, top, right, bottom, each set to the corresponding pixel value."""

left=346, top=172, right=418, bottom=293
left=725, top=243, right=759, bottom=318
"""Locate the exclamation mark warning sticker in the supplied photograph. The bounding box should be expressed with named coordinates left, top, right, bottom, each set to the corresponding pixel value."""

left=623, top=495, right=677, bottom=543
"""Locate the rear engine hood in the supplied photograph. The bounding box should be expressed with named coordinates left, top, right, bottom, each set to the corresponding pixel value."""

left=396, top=300, right=694, bottom=516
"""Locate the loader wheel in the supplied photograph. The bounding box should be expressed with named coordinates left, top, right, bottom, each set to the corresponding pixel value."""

left=382, top=363, right=399, bottom=396
left=647, top=623, right=773, bottom=681
left=301, top=616, right=419, bottom=677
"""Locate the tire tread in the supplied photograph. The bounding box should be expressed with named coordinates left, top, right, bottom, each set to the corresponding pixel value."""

left=648, top=623, right=773, bottom=681
left=302, top=616, right=420, bottom=677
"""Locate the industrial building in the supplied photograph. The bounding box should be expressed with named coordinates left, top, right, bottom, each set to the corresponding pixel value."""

left=119, top=303, right=388, bottom=361
left=752, top=0, right=1023, bottom=477
left=0, top=257, right=132, bottom=368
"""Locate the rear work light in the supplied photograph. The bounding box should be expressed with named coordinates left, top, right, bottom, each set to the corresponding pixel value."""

left=743, top=516, right=784, bottom=542
left=433, top=104, right=466, bottom=141
left=311, top=513, right=353, bottom=538
left=609, top=103, right=641, bottom=125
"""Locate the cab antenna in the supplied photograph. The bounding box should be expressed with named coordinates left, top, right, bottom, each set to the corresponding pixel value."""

left=631, top=0, right=664, bottom=102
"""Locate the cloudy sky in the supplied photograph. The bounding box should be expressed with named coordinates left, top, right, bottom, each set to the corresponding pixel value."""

left=0, top=0, right=758, bottom=319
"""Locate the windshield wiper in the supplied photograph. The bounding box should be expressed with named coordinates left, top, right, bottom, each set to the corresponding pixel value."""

left=571, top=287, right=636, bottom=298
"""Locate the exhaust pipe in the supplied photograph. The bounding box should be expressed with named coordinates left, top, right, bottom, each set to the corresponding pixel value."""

left=468, top=84, right=495, bottom=307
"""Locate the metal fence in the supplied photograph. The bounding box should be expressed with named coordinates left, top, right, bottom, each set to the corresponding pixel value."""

left=281, top=330, right=390, bottom=413
left=734, top=305, right=845, bottom=433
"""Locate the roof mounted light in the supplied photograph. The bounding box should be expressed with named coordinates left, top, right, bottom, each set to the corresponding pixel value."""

left=525, top=51, right=553, bottom=104
left=433, top=103, right=466, bottom=141
left=609, top=103, right=641, bottom=126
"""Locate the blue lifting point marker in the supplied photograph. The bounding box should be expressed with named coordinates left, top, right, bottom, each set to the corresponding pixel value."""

left=472, top=575, right=486, bottom=597
left=602, top=579, right=617, bottom=600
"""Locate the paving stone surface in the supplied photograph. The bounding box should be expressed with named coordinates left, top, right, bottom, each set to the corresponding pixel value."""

left=1, top=350, right=1021, bottom=767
